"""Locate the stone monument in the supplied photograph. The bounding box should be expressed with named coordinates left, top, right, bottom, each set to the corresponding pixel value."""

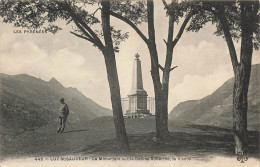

left=126, top=54, right=150, bottom=115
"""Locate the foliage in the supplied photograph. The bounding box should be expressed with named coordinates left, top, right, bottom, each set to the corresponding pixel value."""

left=164, top=0, right=197, bottom=24
left=187, top=1, right=260, bottom=50
left=111, top=27, right=129, bottom=52
left=111, top=0, right=147, bottom=25
left=0, top=0, right=128, bottom=51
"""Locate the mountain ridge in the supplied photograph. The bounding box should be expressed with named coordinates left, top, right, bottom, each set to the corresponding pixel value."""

left=0, top=73, right=112, bottom=135
left=169, top=64, right=260, bottom=130
left=48, top=77, right=64, bottom=88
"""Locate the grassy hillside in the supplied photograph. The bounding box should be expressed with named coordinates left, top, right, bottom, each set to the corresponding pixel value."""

left=0, top=73, right=111, bottom=135
left=169, top=64, right=260, bottom=130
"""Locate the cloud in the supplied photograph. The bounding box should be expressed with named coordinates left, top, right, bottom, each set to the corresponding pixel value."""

left=173, top=40, right=230, bottom=79
left=169, top=63, right=233, bottom=110
left=0, top=40, right=111, bottom=107
left=0, top=41, right=48, bottom=74
left=1, top=8, right=259, bottom=111
left=1, top=41, right=87, bottom=80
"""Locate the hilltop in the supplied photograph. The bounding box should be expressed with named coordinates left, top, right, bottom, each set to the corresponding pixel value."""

left=0, top=73, right=111, bottom=135
left=169, top=64, right=260, bottom=130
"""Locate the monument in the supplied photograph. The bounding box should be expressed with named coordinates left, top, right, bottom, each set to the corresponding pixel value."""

left=125, top=54, right=150, bottom=116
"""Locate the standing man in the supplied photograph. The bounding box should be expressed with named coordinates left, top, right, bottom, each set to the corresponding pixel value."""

left=57, top=98, right=69, bottom=133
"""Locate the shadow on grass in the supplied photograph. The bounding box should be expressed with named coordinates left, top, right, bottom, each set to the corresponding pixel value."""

left=184, top=124, right=233, bottom=132
left=62, top=129, right=90, bottom=134
left=80, top=125, right=259, bottom=159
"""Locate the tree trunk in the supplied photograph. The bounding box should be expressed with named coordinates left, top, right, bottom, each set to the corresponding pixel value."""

left=103, top=51, right=130, bottom=152
left=159, top=66, right=171, bottom=141
left=155, top=88, right=170, bottom=141
left=233, top=1, right=256, bottom=154
left=153, top=78, right=170, bottom=141
left=217, top=1, right=257, bottom=154
left=101, top=0, right=130, bottom=152
left=147, top=0, right=170, bottom=141
left=158, top=14, right=175, bottom=141
left=148, top=42, right=170, bottom=141
left=233, top=68, right=250, bottom=154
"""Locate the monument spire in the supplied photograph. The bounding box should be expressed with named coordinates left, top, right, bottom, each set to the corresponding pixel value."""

left=127, top=53, right=150, bottom=115
left=129, top=53, right=146, bottom=95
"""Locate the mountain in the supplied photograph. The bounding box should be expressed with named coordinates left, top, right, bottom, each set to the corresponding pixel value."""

left=169, top=64, right=260, bottom=130
left=0, top=73, right=111, bottom=135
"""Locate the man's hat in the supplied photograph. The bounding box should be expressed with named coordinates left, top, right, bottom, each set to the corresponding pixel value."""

left=60, top=98, right=64, bottom=102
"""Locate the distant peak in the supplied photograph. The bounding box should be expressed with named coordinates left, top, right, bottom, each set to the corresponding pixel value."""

left=48, top=77, right=63, bottom=87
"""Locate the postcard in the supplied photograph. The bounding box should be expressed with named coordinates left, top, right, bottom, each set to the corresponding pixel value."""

left=0, top=0, right=259, bottom=166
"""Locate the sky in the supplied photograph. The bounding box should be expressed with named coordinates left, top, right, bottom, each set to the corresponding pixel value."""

left=0, top=1, right=259, bottom=111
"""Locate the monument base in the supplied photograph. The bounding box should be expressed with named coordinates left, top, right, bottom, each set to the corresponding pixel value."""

left=124, top=110, right=151, bottom=119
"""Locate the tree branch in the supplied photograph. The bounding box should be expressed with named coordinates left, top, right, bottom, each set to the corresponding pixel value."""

left=158, top=64, right=164, bottom=71
left=172, top=12, right=192, bottom=47
left=60, top=2, right=105, bottom=50
left=75, top=18, right=104, bottom=50
left=163, top=39, right=167, bottom=45
left=70, top=31, right=94, bottom=43
left=91, top=7, right=101, bottom=16
left=167, top=13, right=174, bottom=45
left=162, top=0, right=169, bottom=10
left=147, top=0, right=156, bottom=42
left=109, top=10, right=148, bottom=44
left=216, top=10, right=239, bottom=73
left=170, top=66, right=178, bottom=71
left=147, top=0, right=160, bottom=70
left=74, top=20, right=94, bottom=41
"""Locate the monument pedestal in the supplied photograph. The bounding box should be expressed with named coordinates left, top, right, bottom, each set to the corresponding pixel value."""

left=126, top=54, right=150, bottom=116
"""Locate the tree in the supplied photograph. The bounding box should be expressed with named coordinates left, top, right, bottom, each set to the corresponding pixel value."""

left=187, top=1, right=259, bottom=154
left=110, top=0, right=196, bottom=141
left=0, top=0, right=130, bottom=152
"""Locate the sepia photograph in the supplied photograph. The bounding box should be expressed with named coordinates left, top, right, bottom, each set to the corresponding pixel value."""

left=0, top=0, right=259, bottom=166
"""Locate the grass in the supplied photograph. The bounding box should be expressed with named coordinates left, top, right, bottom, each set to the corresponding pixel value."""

left=0, top=116, right=259, bottom=161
